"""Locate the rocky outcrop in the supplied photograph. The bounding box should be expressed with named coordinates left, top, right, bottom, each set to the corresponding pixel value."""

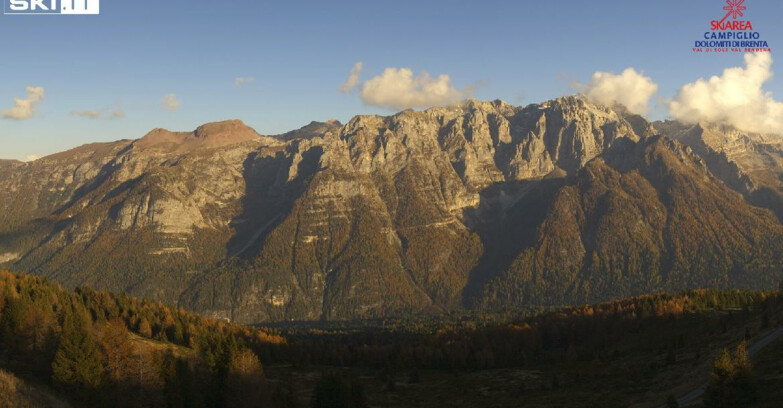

left=663, top=121, right=783, bottom=221
left=135, top=119, right=262, bottom=153
left=273, top=120, right=342, bottom=141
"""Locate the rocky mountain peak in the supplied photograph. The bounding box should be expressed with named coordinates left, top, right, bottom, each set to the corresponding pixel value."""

left=135, top=120, right=260, bottom=154
left=193, top=119, right=258, bottom=140
left=274, top=120, right=343, bottom=141
left=460, top=98, right=516, bottom=113
left=540, top=95, right=621, bottom=121
left=655, top=119, right=783, bottom=222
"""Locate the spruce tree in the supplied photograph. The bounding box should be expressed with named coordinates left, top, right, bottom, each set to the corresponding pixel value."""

left=52, top=304, right=103, bottom=392
left=0, top=297, right=29, bottom=357
left=704, top=342, right=757, bottom=408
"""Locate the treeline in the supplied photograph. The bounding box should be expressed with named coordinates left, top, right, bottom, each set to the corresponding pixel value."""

left=257, top=289, right=783, bottom=372
left=0, top=270, right=291, bottom=408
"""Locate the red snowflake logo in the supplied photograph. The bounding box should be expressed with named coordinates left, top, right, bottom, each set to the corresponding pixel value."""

left=722, top=0, right=747, bottom=21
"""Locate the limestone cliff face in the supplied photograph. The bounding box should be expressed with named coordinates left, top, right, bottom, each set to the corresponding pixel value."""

left=0, top=141, right=130, bottom=231
left=207, top=96, right=643, bottom=321
left=662, top=121, right=783, bottom=221
left=2, top=98, right=781, bottom=323
left=0, top=120, right=266, bottom=301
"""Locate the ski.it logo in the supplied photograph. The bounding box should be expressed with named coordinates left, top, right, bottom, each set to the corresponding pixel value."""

left=4, top=0, right=99, bottom=15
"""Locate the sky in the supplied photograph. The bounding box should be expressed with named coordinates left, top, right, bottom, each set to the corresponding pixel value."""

left=1, top=0, right=782, bottom=161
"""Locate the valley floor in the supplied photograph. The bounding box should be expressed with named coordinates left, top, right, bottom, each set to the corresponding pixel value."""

left=264, top=306, right=782, bottom=408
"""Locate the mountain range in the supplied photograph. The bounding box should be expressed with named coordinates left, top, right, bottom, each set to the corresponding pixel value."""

left=1, top=96, right=782, bottom=323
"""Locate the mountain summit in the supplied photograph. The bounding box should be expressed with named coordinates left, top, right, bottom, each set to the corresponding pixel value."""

left=135, top=119, right=262, bottom=153
left=1, top=97, right=782, bottom=323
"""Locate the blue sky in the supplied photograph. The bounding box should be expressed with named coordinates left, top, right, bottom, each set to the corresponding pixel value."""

left=1, top=0, right=781, bottom=160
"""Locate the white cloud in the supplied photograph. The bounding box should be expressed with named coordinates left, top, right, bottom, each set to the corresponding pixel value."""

left=162, top=94, right=181, bottom=111
left=582, top=68, right=658, bottom=114
left=358, top=67, right=469, bottom=109
left=69, top=108, right=125, bottom=120
left=25, top=155, right=40, bottom=162
left=70, top=110, right=102, bottom=119
left=669, top=53, right=783, bottom=134
left=339, top=62, right=363, bottom=94
left=2, top=86, right=45, bottom=120
left=235, top=77, right=255, bottom=87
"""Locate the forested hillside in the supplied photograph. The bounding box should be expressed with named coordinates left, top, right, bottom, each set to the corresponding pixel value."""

left=2, top=269, right=782, bottom=407
left=0, top=270, right=287, bottom=408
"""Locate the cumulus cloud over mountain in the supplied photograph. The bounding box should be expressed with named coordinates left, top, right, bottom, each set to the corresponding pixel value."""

left=340, top=63, right=471, bottom=109
left=669, top=53, right=783, bottom=134
left=582, top=68, right=658, bottom=114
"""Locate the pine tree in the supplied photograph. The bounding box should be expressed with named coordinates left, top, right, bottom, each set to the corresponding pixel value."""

left=224, top=348, right=268, bottom=408
left=0, top=297, right=30, bottom=358
left=161, top=351, right=206, bottom=408
left=52, top=305, right=103, bottom=392
left=196, top=330, right=239, bottom=407
left=704, top=342, right=757, bottom=408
